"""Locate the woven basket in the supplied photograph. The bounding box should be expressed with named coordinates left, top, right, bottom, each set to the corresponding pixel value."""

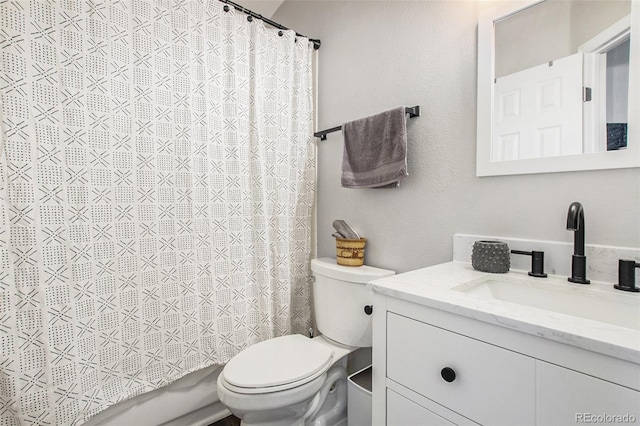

left=336, top=238, right=367, bottom=267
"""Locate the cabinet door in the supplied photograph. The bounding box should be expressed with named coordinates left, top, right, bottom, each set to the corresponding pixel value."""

left=537, top=361, right=640, bottom=425
left=387, top=389, right=456, bottom=426
left=387, top=313, right=536, bottom=425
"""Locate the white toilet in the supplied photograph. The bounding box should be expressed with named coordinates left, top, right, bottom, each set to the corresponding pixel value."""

left=217, top=257, right=394, bottom=426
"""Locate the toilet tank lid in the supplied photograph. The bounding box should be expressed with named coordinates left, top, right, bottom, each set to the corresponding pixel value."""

left=311, top=258, right=395, bottom=284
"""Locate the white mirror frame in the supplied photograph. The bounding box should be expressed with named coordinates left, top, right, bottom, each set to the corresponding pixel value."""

left=477, top=0, right=640, bottom=177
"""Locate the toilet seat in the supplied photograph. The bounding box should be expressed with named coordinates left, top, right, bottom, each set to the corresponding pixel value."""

left=222, top=334, right=333, bottom=394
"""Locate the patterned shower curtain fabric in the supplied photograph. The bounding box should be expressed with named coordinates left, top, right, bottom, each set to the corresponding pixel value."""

left=0, top=0, right=316, bottom=424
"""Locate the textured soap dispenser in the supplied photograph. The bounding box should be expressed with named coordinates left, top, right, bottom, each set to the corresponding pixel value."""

left=471, top=241, right=510, bottom=273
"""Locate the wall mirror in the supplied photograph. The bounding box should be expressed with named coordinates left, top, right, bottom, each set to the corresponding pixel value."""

left=477, top=0, right=640, bottom=176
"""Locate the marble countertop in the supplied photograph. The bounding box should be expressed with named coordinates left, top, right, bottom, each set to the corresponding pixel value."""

left=369, top=261, right=640, bottom=364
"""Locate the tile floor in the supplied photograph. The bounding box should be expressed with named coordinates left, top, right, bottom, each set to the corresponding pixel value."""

left=210, top=415, right=241, bottom=426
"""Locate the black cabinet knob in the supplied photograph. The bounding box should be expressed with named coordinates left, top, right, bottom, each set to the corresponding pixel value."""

left=364, top=305, right=373, bottom=315
left=441, top=367, right=456, bottom=383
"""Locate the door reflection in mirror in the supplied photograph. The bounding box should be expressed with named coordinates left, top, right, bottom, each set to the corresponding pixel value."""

left=493, top=0, right=631, bottom=161
left=606, top=38, right=630, bottom=150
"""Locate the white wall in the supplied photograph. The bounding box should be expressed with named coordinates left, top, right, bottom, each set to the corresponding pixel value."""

left=238, top=0, right=284, bottom=19
left=273, top=1, right=640, bottom=274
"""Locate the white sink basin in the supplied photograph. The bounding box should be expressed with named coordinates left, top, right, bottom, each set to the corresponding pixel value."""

left=455, top=275, right=640, bottom=331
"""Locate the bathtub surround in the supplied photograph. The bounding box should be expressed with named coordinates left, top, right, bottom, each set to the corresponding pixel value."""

left=0, top=1, right=315, bottom=424
left=82, top=366, right=229, bottom=426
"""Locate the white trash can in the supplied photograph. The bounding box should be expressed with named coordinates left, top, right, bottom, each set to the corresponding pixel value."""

left=347, top=365, right=372, bottom=426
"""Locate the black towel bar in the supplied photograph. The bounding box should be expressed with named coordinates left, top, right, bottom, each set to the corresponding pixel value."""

left=314, top=106, right=420, bottom=141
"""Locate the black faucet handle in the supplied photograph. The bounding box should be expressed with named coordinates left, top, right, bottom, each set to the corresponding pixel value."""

left=510, top=250, right=547, bottom=278
left=530, top=251, right=547, bottom=278
left=614, top=259, right=640, bottom=292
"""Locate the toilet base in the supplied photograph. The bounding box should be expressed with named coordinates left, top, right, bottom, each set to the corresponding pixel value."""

left=305, top=366, right=347, bottom=426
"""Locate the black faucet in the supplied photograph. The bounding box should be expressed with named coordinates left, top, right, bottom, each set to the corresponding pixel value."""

left=566, top=202, right=590, bottom=284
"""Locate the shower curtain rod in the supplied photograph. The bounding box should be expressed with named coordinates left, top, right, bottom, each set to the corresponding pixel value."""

left=314, top=106, right=421, bottom=140
left=220, top=0, right=321, bottom=50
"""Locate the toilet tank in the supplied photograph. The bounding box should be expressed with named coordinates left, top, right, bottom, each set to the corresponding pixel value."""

left=310, top=258, right=395, bottom=347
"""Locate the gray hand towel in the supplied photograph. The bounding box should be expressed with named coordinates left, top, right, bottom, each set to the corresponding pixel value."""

left=341, top=106, right=408, bottom=188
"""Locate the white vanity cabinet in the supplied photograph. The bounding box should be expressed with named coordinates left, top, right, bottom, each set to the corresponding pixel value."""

left=387, top=312, right=535, bottom=425
left=372, top=294, right=640, bottom=426
left=537, top=362, right=640, bottom=425
left=387, top=389, right=457, bottom=426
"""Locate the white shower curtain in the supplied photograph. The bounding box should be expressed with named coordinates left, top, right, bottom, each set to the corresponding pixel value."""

left=0, top=0, right=316, bottom=424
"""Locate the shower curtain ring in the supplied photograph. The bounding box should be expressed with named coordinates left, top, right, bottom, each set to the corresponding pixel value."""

left=223, top=4, right=229, bottom=12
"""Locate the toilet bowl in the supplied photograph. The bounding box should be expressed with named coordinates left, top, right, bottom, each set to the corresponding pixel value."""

left=217, top=335, right=351, bottom=426
left=216, top=258, right=395, bottom=426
